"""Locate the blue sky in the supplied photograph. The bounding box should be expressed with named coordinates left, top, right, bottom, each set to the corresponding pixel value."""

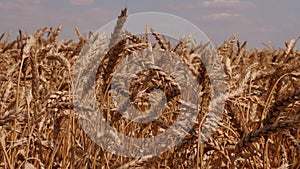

left=0, top=0, right=299, bottom=49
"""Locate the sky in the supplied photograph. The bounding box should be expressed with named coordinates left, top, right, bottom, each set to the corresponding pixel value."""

left=0, top=0, right=299, bottom=49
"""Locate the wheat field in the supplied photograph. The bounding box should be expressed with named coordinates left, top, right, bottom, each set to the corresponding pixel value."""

left=0, top=8, right=299, bottom=169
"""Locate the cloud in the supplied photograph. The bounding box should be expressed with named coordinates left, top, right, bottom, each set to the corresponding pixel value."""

left=201, top=0, right=255, bottom=9
left=69, top=0, right=94, bottom=6
left=0, top=0, right=41, bottom=11
left=84, top=7, right=114, bottom=18
left=254, top=27, right=279, bottom=33
left=15, top=0, right=41, bottom=4
left=202, top=12, right=240, bottom=21
left=169, top=0, right=255, bottom=10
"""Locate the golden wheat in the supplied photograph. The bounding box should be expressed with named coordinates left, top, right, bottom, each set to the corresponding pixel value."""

left=0, top=8, right=299, bottom=169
